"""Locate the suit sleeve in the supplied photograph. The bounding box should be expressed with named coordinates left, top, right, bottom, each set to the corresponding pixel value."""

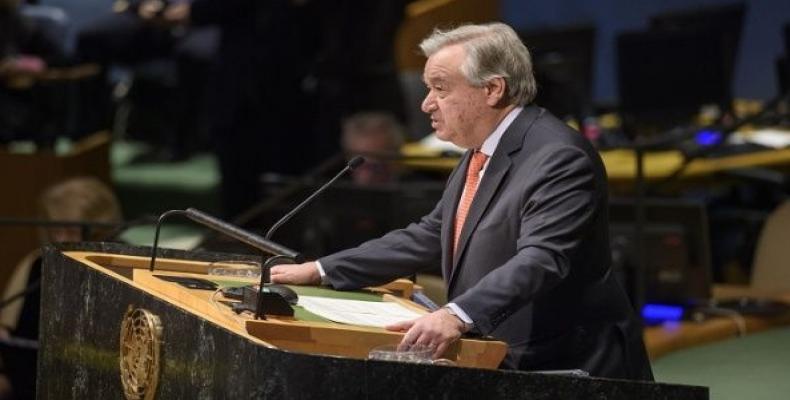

left=453, top=145, right=602, bottom=335
left=318, top=199, right=444, bottom=290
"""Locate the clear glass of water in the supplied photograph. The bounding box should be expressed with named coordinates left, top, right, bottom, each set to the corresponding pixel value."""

left=367, top=344, right=433, bottom=364
left=207, top=260, right=261, bottom=280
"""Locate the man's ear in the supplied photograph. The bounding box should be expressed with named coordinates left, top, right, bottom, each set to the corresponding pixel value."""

left=484, top=76, right=507, bottom=106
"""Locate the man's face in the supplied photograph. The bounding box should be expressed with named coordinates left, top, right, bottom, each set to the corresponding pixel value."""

left=421, top=45, right=490, bottom=149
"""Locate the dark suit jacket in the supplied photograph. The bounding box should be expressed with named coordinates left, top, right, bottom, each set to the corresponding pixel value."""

left=321, top=106, right=654, bottom=380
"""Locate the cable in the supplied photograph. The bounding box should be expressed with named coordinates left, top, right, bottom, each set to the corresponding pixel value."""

left=209, top=287, right=247, bottom=330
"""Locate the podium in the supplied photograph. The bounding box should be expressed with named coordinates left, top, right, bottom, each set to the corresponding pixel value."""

left=38, top=242, right=708, bottom=399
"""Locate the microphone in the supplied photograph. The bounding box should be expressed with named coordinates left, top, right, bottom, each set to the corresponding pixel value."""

left=147, top=209, right=301, bottom=272
left=185, top=208, right=301, bottom=260
left=265, top=155, right=364, bottom=240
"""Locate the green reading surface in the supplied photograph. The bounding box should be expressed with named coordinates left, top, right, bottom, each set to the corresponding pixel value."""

left=208, top=279, right=383, bottom=323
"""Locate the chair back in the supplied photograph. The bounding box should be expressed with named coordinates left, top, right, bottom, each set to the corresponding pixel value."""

left=751, top=200, right=790, bottom=292
left=0, top=249, right=41, bottom=331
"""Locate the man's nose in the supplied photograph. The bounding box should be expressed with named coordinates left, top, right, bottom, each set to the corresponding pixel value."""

left=421, top=92, right=436, bottom=113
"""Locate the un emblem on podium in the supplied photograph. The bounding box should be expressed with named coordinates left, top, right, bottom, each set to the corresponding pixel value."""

left=120, top=306, right=163, bottom=400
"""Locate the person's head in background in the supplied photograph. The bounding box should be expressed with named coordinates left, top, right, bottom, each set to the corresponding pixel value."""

left=38, top=176, right=122, bottom=243
left=341, top=112, right=405, bottom=186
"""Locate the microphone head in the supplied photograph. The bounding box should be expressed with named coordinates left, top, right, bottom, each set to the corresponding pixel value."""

left=347, top=156, right=365, bottom=170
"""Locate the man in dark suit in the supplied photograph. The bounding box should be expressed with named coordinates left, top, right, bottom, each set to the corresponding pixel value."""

left=271, top=22, right=653, bottom=381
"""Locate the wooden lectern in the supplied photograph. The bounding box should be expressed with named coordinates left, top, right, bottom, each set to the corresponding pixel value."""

left=38, top=242, right=708, bottom=399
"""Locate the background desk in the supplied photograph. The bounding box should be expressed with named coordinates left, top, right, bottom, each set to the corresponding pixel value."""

left=401, top=143, right=790, bottom=190
left=644, top=308, right=790, bottom=360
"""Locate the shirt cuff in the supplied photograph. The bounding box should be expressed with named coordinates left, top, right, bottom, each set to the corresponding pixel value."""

left=446, top=302, right=474, bottom=326
left=314, top=260, right=330, bottom=285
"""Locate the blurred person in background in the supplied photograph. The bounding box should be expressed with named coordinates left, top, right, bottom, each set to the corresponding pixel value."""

left=157, top=0, right=316, bottom=217
left=341, top=112, right=405, bottom=186
left=0, top=176, right=121, bottom=400
left=0, top=0, right=69, bottom=147
left=306, top=0, right=410, bottom=164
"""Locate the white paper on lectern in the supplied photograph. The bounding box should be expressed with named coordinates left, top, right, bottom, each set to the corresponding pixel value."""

left=297, top=296, right=424, bottom=328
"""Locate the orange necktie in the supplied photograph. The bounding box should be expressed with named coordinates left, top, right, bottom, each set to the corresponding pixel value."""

left=453, top=151, right=489, bottom=255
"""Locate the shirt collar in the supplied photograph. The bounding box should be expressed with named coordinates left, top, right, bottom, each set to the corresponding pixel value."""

left=479, top=106, right=523, bottom=157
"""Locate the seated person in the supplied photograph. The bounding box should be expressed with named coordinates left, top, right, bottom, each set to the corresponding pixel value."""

left=0, top=176, right=122, bottom=400
left=341, top=112, right=405, bottom=186
left=75, top=0, right=219, bottom=160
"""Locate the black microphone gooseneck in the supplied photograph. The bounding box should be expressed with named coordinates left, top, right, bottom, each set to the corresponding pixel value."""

left=148, top=210, right=188, bottom=272
left=265, top=156, right=365, bottom=240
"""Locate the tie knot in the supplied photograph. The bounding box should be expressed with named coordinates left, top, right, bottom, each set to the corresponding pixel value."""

left=469, top=151, right=488, bottom=173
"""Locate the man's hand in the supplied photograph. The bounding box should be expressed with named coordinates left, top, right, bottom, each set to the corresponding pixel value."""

left=385, top=308, right=467, bottom=359
left=270, top=261, right=321, bottom=285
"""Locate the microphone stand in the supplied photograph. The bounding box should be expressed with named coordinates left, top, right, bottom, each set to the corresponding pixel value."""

left=255, top=254, right=296, bottom=320
left=148, top=210, right=187, bottom=272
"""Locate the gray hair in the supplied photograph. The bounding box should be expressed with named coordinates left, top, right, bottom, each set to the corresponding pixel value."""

left=419, top=22, right=537, bottom=106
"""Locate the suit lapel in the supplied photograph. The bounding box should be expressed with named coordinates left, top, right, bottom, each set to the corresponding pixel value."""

left=447, top=106, right=542, bottom=288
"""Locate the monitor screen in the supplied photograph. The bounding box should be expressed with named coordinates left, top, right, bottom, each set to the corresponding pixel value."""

left=518, top=25, right=595, bottom=121
left=649, top=2, right=745, bottom=103
left=649, top=2, right=746, bottom=35
left=617, top=28, right=733, bottom=136
left=617, top=4, right=746, bottom=137
left=609, top=197, right=713, bottom=305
